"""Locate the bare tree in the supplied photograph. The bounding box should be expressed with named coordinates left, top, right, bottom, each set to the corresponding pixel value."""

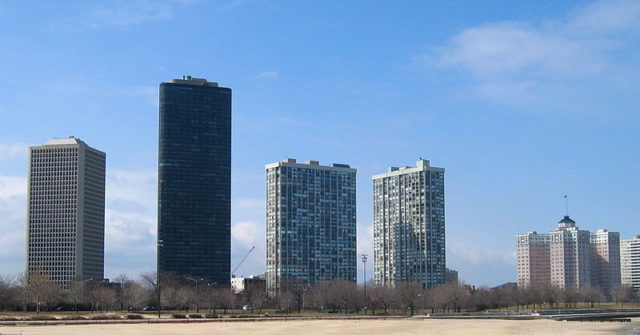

left=216, top=288, right=236, bottom=314
left=367, top=285, right=387, bottom=315
left=562, top=287, right=579, bottom=308
left=579, top=284, right=603, bottom=308
left=442, top=284, right=470, bottom=313
left=278, top=290, right=295, bottom=313
left=94, top=286, right=117, bottom=312
left=0, top=275, right=20, bottom=311
left=26, top=271, right=61, bottom=313
left=67, top=279, right=85, bottom=312
left=612, top=284, right=635, bottom=307
left=325, top=280, right=358, bottom=313
left=113, top=274, right=129, bottom=311
left=141, top=272, right=162, bottom=318
left=540, top=284, right=561, bottom=309
left=396, top=282, right=423, bottom=315
left=124, top=280, right=150, bottom=311
left=248, top=287, right=268, bottom=313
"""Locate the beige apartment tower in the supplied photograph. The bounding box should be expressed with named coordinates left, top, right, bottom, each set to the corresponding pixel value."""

left=516, top=216, right=621, bottom=295
left=516, top=231, right=550, bottom=288
left=590, top=229, right=621, bottom=296
left=26, top=137, right=106, bottom=289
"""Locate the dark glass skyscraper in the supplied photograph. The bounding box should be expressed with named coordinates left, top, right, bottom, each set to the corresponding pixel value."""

left=158, top=76, right=231, bottom=285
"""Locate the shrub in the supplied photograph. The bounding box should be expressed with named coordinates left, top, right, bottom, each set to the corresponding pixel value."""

left=172, top=313, right=187, bottom=319
left=89, top=314, right=123, bottom=320
left=29, top=315, right=57, bottom=320
left=204, top=313, right=219, bottom=319
left=188, top=314, right=203, bottom=318
left=126, top=314, right=144, bottom=319
left=0, top=317, right=19, bottom=321
left=62, top=315, right=87, bottom=320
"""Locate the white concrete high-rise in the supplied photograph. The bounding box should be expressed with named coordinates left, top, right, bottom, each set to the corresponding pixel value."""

left=373, top=159, right=445, bottom=288
left=265, top=159, right=357, bottom=296
left=26, top=137, right=105, bottom=289
left=621, top=235, right=640, bottom=291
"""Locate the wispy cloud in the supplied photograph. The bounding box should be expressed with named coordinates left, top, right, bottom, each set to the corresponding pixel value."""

left=449, top=242, right=516, bottom=266
left=256, top=71, right=278, bottom=79
left=424, top=0, right=640, bottom=113
left=82, top=0, right=199, bottom=28
left=218, top=0, right=262, bottom=12
left=121, top=86, right=159, bottom=106
left=0, top=143, right=27, bottom=166
left=0, top=176, right=26, bottom=271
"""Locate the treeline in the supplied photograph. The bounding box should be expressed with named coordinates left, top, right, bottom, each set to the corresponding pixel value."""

left=0, top=273, right=638, bottom=314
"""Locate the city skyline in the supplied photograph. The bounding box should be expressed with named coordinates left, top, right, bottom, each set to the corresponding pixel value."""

left=1, top=0, right=639, bottom=287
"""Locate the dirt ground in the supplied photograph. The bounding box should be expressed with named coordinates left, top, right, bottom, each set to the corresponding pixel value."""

left=0, top=318, right=638, bottom=335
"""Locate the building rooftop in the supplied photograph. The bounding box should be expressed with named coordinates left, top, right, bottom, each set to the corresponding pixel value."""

left=372, top=158, right=444, bottom=179
left=265, top=158, right=355, bottom=172
left=169, top=75, right=219, bottom=87
left=558, top=215, right=576, bottom=224
left=44, top=136, right=86, bottom=146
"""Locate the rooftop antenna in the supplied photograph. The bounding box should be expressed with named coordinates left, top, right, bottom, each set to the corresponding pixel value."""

left=564, top=195, right=569, bottom=217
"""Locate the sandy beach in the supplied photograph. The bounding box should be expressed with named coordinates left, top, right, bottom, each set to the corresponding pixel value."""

left=1, top=318, right=637, bottom=335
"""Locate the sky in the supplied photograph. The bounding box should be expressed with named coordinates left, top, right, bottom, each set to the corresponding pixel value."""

left=0, top=0, right=639, bottom=287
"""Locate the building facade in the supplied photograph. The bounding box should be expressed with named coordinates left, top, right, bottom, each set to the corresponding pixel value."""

left=516, top=232, right=550, bottom=288
left=26, top=137, right=105, bottom=289
left=265, top=159, right=357, bottom=296
left=231, top=275, right=266, bottom=293
left=157, top=76, right=232, bottom=285
left=621, top=236, right=640, bottom=291
left=373, top=159, right=445, bottom=288
left=590, top=229, right=621, bottom=296
left=516, top=216, right=621, bottom=294
left=549, top=217, right=592, bottom=289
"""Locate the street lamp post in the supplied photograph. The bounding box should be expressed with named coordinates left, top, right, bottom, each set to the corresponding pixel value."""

left=361, top=254, right=368, bottom=314
left=186, top=277, right=204, bottom=313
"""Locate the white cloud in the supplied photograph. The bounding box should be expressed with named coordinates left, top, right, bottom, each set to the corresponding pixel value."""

left=0, top=143, right=27, bottom=166
left=427, top=0, right=640, bottom=112
left=0, top=176, right=26, bottom=272
left=104, top=170, right=157, bottom=263
left=568, top=0, right=640, bottom=33
left=434, top=22, right=601, bottom=78
left=231, top=221, right=261, bottom=247
left=121, top=86, right=159, bottom=107
left=256, top=71, right=278, bottom=79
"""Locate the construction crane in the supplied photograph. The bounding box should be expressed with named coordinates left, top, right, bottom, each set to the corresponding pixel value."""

left=231, top=246, right=255, bottom=278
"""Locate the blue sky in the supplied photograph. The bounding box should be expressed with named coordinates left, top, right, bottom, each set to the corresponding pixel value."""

left=0, top=0, right=638, bottom=287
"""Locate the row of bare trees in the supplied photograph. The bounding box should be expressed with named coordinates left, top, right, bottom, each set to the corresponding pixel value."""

left=1, top=272, right=639, bottom=314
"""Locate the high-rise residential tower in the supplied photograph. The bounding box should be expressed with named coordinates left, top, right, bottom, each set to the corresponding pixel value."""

left=590, top=229, right=621, bottom=296
left=621, top=235, right=640, bottom=291
left=516, top=217, right=621, bottom=293
left=373, top=159, right=445, bottom=288
left=516, top=231, right=550, bottom=288
left=158, top=76, right=231, bottom=285
left=26, top=137, right=105, bottom=289
left=265, top=159, right=357, bottom=296
left=549, top=216, right=592, bottom=289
